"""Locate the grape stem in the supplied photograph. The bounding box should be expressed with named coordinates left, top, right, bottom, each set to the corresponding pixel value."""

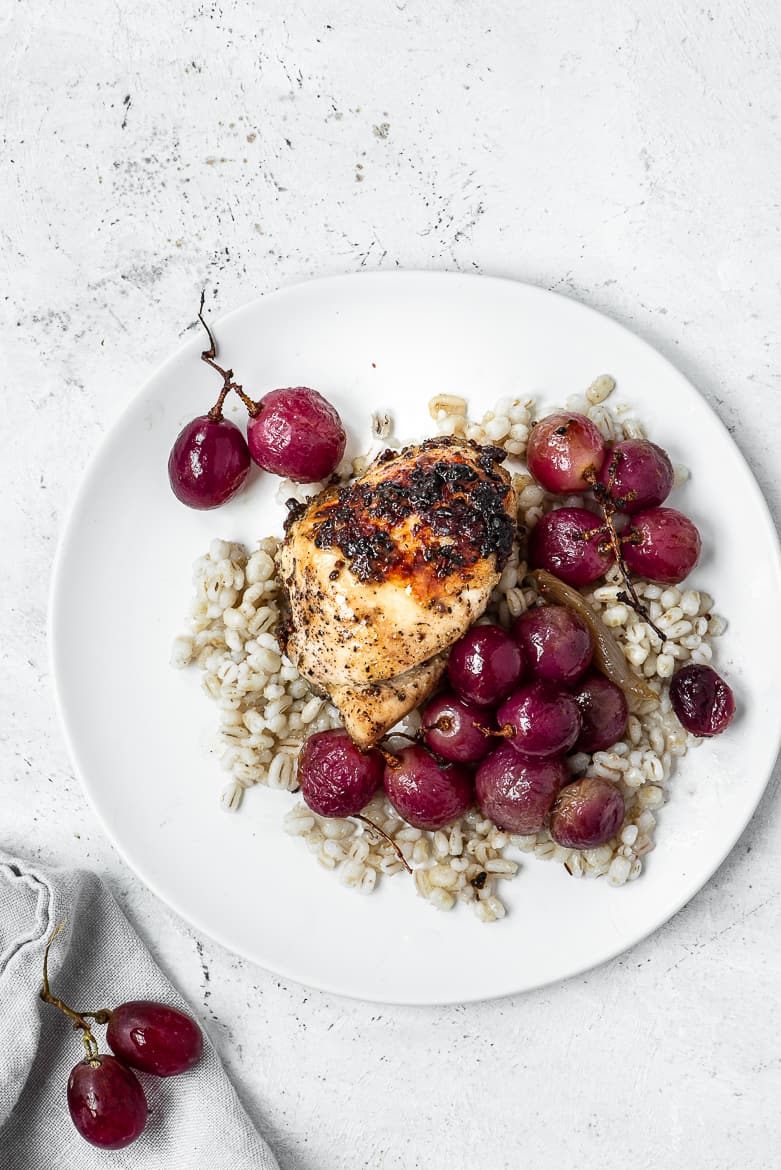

left=352, top=814, right=412, bottom=873
left=477, top=723, right=514, bottom=740
left=197, top=290, right=261, bottom=419
left=39, top=923, right=111, bottom=1060
left=584, top=470, right=666, bottom=643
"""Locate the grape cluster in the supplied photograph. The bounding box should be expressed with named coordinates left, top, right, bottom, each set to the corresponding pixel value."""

left=40, top=929, right=203, bottom=1149
left=297, top=612, right=631, bottom=850
left=526, top=409, right=734, bottom=737
left=168, top=296, right=345, bottom=509
left=296, top=407, right=735, bottom=853
left=526, top=411, right=701, bottom=587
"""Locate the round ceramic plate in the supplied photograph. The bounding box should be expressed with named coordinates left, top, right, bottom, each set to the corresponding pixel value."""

left=50, top=272, right=781, bottom=1004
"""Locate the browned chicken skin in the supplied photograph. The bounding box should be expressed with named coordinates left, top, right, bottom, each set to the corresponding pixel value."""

left=278, top=437, right=517, bottom=746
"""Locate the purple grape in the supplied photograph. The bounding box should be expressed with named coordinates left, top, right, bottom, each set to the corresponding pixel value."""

left=67, top=1055, right=147, bottom=1149
left=106, top=1001, right=203, bottom=1077
left=622, top=507, right=701, bottom=585
left=571, top=673, right=629, bottom=753
left=513, top=604, right=593, bottom=685
left=497, top=682, right=582, bottom=758
left=476, top=743, right=566, bottom=833
left=549, top=776, right=625, bottom=849
left=422, top=692, right=493, bottom=764
left=448, top=624, right=525, bottom=707
left=527, top=412, right=606, bottom=493
left=597, top=439, right=674, bottom=514
left=298, top=729, right=383, bottom=818
left=670, top=663, right=735, bottom=736
left=168, top=415, right=251, bottom=509
left=528, top=507, right=614, bottom=586
left=247, top=386, right=346, bottom=482
left=383, top=745, right=474, bottom=830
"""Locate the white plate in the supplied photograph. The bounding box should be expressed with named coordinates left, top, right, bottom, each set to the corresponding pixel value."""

left=50, top=272, right=781, bottom=1004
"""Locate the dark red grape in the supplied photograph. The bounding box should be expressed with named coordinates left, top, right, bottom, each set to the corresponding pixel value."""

left=622, top=507, right=701, bottom=585
left=298, top=729, right=383, bottom=817
left=527, top=412, right=606, bottom=493
left=168, top=415, right=251, bottom=509
left=422, top=692, right=493, bottom=764
left=67, top=1055, right=147, bottom=1149
left=549, top=776, right=625, bottom=849
left=670, top=663, right=735, bottom=736
left=597, top=439, right=674, bottom=514
left=528, top=507, right=614, bottom=586
left=106, top=1001, right=203, bottom=1077
left=247, top=386, right=346, bottom=482
left=571, top=673, right=629, bottom=753
left=384, top=745, right=473, bottom=830
left=497, top=682, right=582, bottom=758
left=448, top=624, right=525, bottom=707
left=476, top=743, right=566, bottom=833
left=513, top=604, right=593, bottom=685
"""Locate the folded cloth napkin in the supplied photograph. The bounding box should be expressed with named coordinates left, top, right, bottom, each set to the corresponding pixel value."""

left=0, top=851, right=279, bottom=1170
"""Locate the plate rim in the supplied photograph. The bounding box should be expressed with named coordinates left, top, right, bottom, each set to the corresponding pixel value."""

left=49, top=270, right=781, bottom=1004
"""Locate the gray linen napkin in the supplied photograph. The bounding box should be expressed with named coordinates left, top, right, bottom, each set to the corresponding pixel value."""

left=0, top=851, right=279, bottom=1169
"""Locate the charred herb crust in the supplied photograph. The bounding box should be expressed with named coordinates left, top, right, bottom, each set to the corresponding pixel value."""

left=307, top=438, right=514, bottom=583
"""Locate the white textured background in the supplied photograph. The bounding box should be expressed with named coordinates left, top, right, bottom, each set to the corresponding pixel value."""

left=3, top=2, right=781, bottom=1167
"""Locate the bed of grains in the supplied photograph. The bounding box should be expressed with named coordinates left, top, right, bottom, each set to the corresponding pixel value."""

left=172, top=375, right=725, bottom=921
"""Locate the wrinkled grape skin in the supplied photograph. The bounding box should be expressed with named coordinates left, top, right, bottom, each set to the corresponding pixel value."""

left=597, top=439, right=674, bottom=514
left=527, top=507, right=614, bottom=586
left=106, top=1001, right=203, bottom=1077
left=670, top=663, right=735, bottom=736
left=383, top=745, right=474, bottom=830
left=572, top=673, right=629, bottom=753
left=550, top=776, right=625, bottom=849
left=497, top=682, right=582, bottom=758
left=299, top=729, right=384, bottom=818
left=622, top=507, right=702, bottom=585
left=448, top=624, right=525, bottom=707
left=247, top=387, right=346, bottom=482
left=168, top=415, right=251, bottom=509
left=513, top=604, right=593, bottom=685
left=476, top=743, right=567, bottom=833
left=527, top=413, right=606, bottom=493
left=422, top=692, right=493, bottom=764
left=67, top=1055, right=147, bottom=1149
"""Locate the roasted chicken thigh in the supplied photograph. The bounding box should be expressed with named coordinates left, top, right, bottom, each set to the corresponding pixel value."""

left=278, top=437, right=516, bottom=745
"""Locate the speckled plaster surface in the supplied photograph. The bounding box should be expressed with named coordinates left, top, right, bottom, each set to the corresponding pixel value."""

left=3, top=2, right=781, bottom=1167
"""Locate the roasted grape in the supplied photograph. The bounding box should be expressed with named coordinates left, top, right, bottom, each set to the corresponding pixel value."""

left=168, top=415, right=251, bottom=509
left=513, top=604, right=593, bottom=685
left=549, top=776, right=625, bottom=849
left=383, top=745, right=474, bottom=830
left=422, top=692, right=493, bottom=764
left=476, top=743, right=566, bottom=833
left=571, top=673, right=629, bottom=753
left=298, top=729, right=384, bottom=817
left=527, top=412, right=606, bottom=493
left=247, top=386, right=346, bottom=482
left=448, top=624, right=524, bottom=707
left=622, top=507, right=701, bottom=585
left=497, top=682, right=582, bottom=758
left=527, top=507, right=614, bottom=586
left=597, top=438, right=674, bottom=514
left=670, top=663, right=735, bottom=736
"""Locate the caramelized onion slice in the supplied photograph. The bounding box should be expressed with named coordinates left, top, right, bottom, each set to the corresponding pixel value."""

left=527, top=569, right=658, bottom=704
